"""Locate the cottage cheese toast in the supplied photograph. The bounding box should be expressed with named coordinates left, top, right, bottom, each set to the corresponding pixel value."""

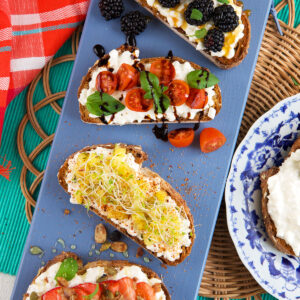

left=260, top=138, right=300, bottom=256
left=78, top=45, right=222, bottom=125
left=24, top=252, right=171, bottom=300
left=58, top=144, right=195, bottom=265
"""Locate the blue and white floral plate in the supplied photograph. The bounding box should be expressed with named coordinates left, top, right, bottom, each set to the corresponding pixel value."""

left=225, top=93, right=300, bottom=300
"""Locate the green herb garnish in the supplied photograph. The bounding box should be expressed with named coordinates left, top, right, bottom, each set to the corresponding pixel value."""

left=55, top=258, right=78, bottom=281
left=140, top=71, right=170, bottom=113
left=191, top=9, right=203, bottom=21
left=86, top=92, right=125, bottom=116
left=193, top=28, right=207, bottom=39
left=217, top=0, right=229, bottom=4
left=83, top=283, right=99, bottom=299
left=187, top=69, right=219, bottom=89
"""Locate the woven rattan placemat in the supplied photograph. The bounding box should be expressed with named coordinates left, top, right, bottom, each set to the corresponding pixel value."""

left=16, top=0, right=300, bottom=298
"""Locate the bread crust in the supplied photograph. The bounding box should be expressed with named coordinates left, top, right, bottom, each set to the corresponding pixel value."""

left=133, top=0, right=251, bottom=69
left=78, top=45, right=222, bottom=125
left=23, top=251, right=171, bottom=300
left=57, top=144, right=195, bottom=266
left=260, top=138, right=300, bottom=256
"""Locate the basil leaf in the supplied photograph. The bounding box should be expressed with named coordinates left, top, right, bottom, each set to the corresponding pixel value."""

left=217, top=0, right=229, bottom=3
left=191, top=9, right=203, bottom=21
left=187, top=70, right=219, bottom=89
left=194, top=28, right=207, bottom=39
left=55, top=258, right=78, bottom=281
left=86, top=92, right=125, bottom=116
left=83, top=284, right=99, bottom=299
left=140, top=71, right=170, bottom=113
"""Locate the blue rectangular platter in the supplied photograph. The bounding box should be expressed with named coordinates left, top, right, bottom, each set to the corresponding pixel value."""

left=12, top=0, right=272, bottom=299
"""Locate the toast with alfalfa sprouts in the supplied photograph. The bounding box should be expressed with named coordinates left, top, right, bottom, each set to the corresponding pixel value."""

left=58, top=143, right=195, bottom=265
left=260, top=138, right=300, bottom=256
left=78, top=44, right=221, bottom=125
left=24, top=251, right=171, bottom=300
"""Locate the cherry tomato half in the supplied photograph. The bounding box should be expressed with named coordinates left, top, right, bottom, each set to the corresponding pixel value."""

left=150, top=59, right=175, bottom=85
left=125, top=88, right=153, bottom=112
left=104, top=278, right=136, bottom=300
left=96, top=71, right=117, bottom=95
left=186, top=88, right=208, bottom=109
left=117, top=63, right=139, bottom=91
left=73, top=283, right=102, bottom=300
left=199, top=127, right=226, bottom=153
left=168, top=128, right=195, bottom=148
left=166, top=80, right=190, bottom=106
left=42, top=287, right=62, bottom=300
left=136, top=282, right=156, bottom=300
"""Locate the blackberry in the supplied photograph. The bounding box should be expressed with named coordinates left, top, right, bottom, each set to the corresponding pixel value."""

left=184, top=0, right=214, bottom=26
left=158, top=0, right=180, bottom=8
left=213, top=4, right=239, bottom=32
left=204, top=28, right=224, bottom=52
left=121, top=11, right=148, bottom=36
left=99, top=0, right=124, bottom=20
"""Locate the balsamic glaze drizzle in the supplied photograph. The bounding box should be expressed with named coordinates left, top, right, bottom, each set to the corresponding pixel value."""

left=99, top=115, right=108, bottom=124
left=166, top=50, right=173, bottom=60
left=93, top=44, right=105, bottom=58
left=152, top=122, right=168, bottom=142
left=126, top=34, right=137, bottom=47
left=98, top=56, right=109, bottom=67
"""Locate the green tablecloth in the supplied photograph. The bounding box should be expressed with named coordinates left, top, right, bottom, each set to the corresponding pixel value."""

left=0, top=1, right=299, bottom=299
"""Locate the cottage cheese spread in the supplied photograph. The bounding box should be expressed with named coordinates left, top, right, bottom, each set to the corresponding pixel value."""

left=267, top=149, right=300, bottom=256
left=78, top=48, right=218, bottom=123
left=145, top=0, right=244, bottom=59
left=26, top=264, right=166, bottom=299
left=66, top=145, right=192, bottom=262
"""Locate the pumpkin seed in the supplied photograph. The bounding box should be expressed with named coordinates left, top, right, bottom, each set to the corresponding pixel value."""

left=96, top=274, right=108, bottom=283
left=106, top=267, right=117, bottom=276
left=30, top=291, right=38, bottom=300
left=30, top=246, right=43, bottom=255
left=94, top=224, right=107, bottom=243
left=100, top=242, right=111, bottom=252
left=111, top=242, right=127, bottom=253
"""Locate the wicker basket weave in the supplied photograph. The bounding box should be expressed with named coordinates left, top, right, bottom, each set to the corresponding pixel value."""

left=17, top=0, right=300, bottom=298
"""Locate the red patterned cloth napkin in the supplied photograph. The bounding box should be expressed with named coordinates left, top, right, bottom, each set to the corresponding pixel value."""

left=0, top=0, right=89, bottom=143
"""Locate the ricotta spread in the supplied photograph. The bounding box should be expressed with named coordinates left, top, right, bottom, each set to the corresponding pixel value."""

left=26, top=264, right=166, bottom=300
left=66, top=145, right=192, bottom=262
left=78, top=48, right=218, bottom=123
left=267, top=149, right=300, bottom=256
left=145, top=0, right=244, bottom=59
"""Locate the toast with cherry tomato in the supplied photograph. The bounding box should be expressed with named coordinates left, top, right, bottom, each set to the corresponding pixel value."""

left=78, top=44, right=222, bottom=125
left=133, top=0, right=250, bottom=69
left=58, top=143, right=195, bottom=265
left=24, top=252, right=171, bottom=300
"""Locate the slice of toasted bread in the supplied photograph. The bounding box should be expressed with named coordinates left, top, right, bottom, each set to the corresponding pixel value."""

left=24, top=251, right=171, bottom=300
left=58, top=143, right=195, bottom=265
left=78, top=44, right=222, bottom=125
left=260, top=138, right=300, bottom=256
left=133, top=0, right=250, bottom=69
